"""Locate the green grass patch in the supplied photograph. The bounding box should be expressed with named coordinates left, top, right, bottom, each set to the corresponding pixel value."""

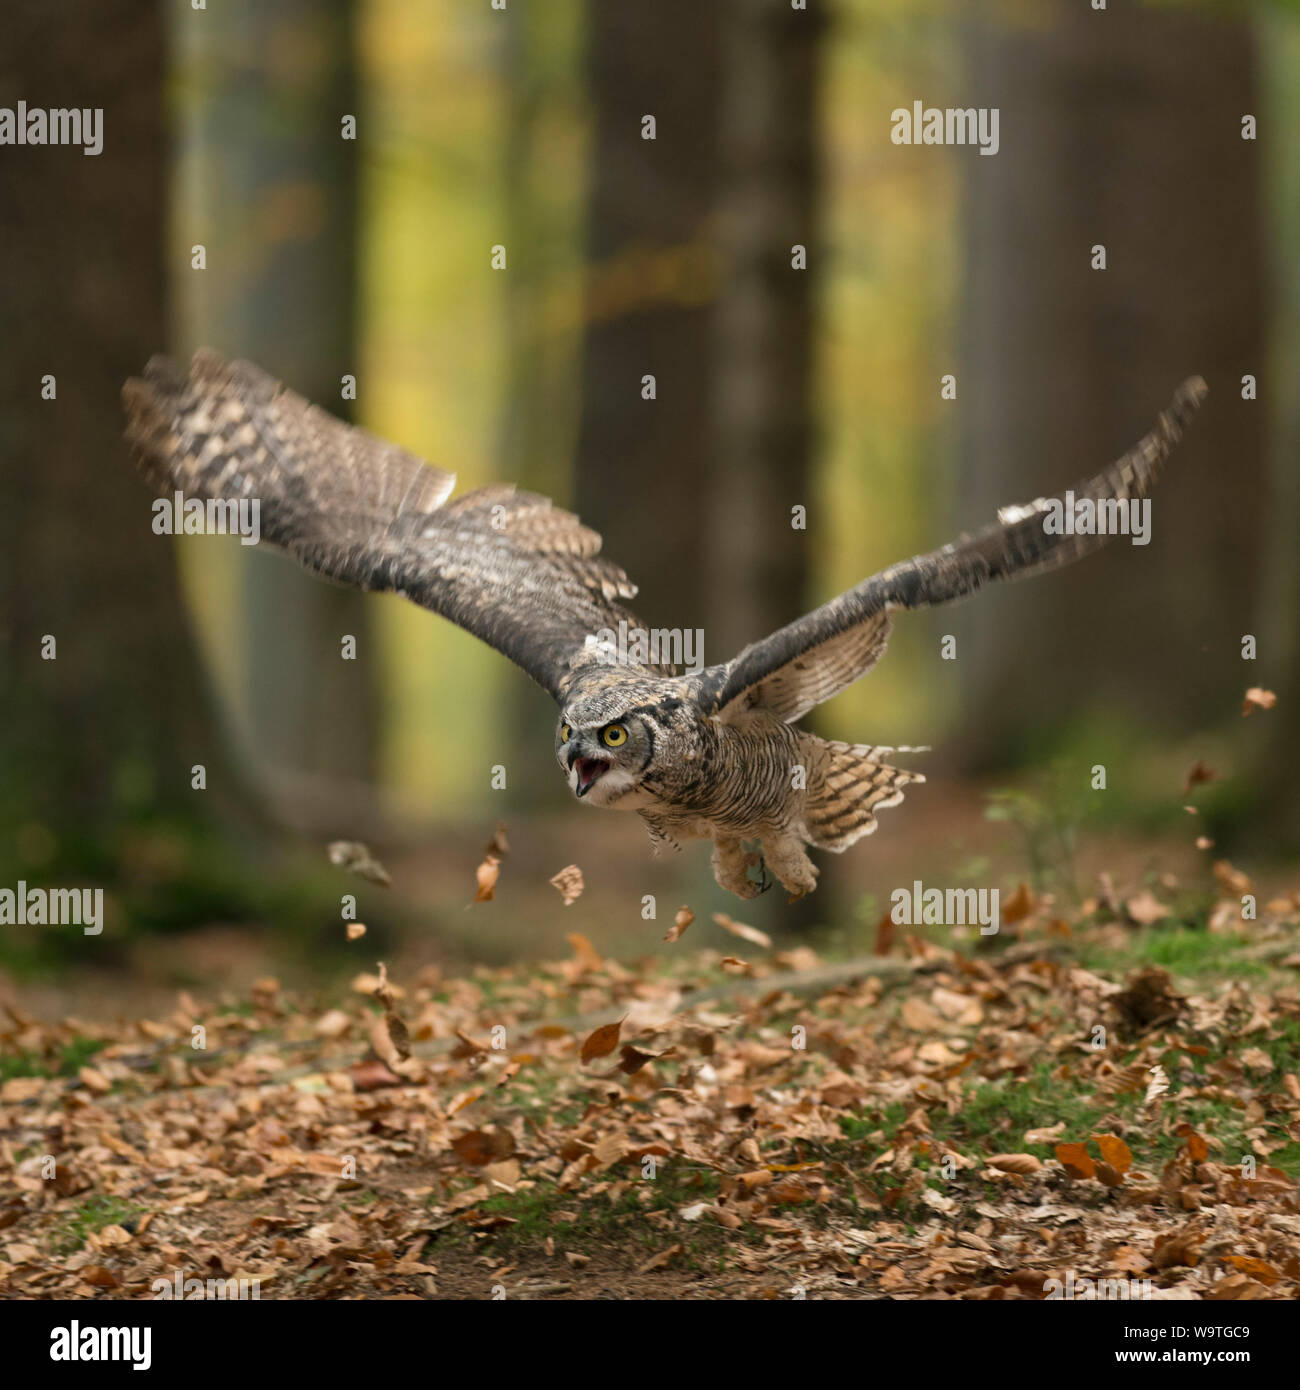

left=54, top=1195, right=144, bottom=1254
left=0, top=1034, right=107, bottom=1082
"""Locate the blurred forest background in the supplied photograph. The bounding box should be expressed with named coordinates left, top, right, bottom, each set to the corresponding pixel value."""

left=2, top=0, right=1298, bottom=1003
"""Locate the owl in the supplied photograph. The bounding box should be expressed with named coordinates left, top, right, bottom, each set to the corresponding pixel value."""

left=124, top=353, right=1205, bottom=900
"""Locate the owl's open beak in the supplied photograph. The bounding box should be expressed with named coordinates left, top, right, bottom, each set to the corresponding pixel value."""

left=574, top=756, right=609, bottom=797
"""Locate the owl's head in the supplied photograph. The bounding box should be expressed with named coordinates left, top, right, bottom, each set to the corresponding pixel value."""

left=554, top=699, right=656, bottom=809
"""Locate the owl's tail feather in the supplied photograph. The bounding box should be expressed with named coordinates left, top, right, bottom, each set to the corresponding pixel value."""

left=803, top=739, right=924, bottom=853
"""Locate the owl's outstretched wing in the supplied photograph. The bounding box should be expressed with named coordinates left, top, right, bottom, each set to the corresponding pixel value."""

left=123, top=351, right=668, bottom=699
left=697, top=378, right=1207, bottom=724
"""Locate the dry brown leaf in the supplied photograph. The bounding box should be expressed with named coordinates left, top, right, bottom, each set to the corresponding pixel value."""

left=473, top=855, right=501, bottom=903
left=1182, top=760, right=1217, bottom=794
left=712, top=912, right=772, bottom=950
left=580, top=1018, right=624, bottom=1063
left=1055, top=1142, right=1096, bottom=1180
left=452, top=1129, right=515, bottom=1167
left=986, top=1154, right=1042, bottom=1175
left=484, top=821, right=510, bottom=859
left=1152, top=1225, right=1203, bottom=1270
left=1212, top=859, right=1252, bottom=897
left=874, top=909, right=896, bottom=957
left=638, top=1243, right=684, bottom=1274
left=1000, top=882, right=1035, bottom=925
left=1093, top=1133, right=1134, bottom=1174
left=1222, top=1255, right=1279, bottom=1285
left=1124, top=890, right=1170, bottom=926
left=345, top=1056, right=403, bottom=1091
left=1241, top=686, right=1276, bottom=716
left=549, top=864, right=585, bottom=906
left=77, top=1066, right=111, bottom=1094
left=567, top=932, right=604, bottom=973
left=663, top=906, right=694, bottom=943
left=618, top=1043, right=674, bottom=1075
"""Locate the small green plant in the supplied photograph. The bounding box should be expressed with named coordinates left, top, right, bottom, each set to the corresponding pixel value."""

left=984, top=764, right=1090, bottom=901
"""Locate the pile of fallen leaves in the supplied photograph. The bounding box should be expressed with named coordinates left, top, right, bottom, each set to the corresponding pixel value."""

left=2, top=876, right=1299, bottom=1300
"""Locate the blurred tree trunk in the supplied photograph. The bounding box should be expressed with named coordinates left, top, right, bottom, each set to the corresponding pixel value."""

left=705, top=0, right=821, bottom=662
left=575, top=0, right=826, bottom=925
left=574, top=0, right=722, bottom=642
left=180, top=0, right=376, bottom=825
left=953, top=0, right=1265, bottom=769
left=0, top=0, right=250, bottom=878
left=502, top=5, right=588, bottom=805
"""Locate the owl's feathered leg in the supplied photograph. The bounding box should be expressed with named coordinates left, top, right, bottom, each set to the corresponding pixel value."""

left=639, top=812, right=682, bottom=855
left=761, top=835, right=821, bottom=901
left=711, top=836, right=765, bottom=900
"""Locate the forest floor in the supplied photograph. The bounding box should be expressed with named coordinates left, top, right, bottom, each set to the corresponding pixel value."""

left=3, top=866, right=1300, bottom=1302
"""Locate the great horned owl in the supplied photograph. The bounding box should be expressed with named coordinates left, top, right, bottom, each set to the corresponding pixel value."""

left=124, top=353, right=1205, bottom=900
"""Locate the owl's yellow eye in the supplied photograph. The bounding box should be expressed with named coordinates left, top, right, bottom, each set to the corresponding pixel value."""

left=602, top=724, right=628, bottom=748
left=559, top=724, right=571, bottom=744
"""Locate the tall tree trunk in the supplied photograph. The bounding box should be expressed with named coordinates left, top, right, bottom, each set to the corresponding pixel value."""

left=575, top=0, right=824, bottom=925
left=178, top=0, right=376, bottom=827
left=954, top=0, right=1265, bottom=770
left=574, top=0, right=723, bottom=641
left=706, top=0, right=820, bottom=662
left=0, top=0, right=248, bottom=879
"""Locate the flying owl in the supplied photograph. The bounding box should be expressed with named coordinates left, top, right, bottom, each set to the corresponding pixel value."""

left=124, top=353, right=1205, bottom=900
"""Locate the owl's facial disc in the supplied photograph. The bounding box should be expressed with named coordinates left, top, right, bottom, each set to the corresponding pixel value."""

left=556, top=711, right=652, bottom=808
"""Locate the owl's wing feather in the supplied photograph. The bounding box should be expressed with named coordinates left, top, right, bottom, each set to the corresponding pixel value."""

left=699, top=378, right=1207, bottom=723
left=123, top=351, right=669, bottom=698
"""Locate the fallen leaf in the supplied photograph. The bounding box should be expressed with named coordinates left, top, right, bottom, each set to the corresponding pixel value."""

left=618, top=1042, right=674, bottom=1075
left=346, top=1056, right=403, bottom=1091
left=1055, top=1142, right=1096, bottom=1180
left=581, top=1018, right=624, bottom=1063
left=1222, top=1255, right=1278, bottom=1285
left=1182, top=760, right=1217, bottom=794
left=328, top=840, right=391, bottom=887
left=712, top=913, right=772, bottom=950
left=663, top=906, right=694, bottom=943
left=549, top=865, right=585, bottom=906
left=452, top=1129, right=516, bottom=1166
left=473, top=855, right=500, bottom=904
left=638, top=1243, right=684, bottom=1274
left=484, top=822, right=510, bottom=859
left=1093, top=1133, right=1134, bottom=1174
left=986, top=1154, right=1041, bottom=1175
left=1212, top=859, right=1252, bottom=897
left=1241, top=687, right=1276, bottom=716
left=1125, top=890, right=1170, bottom=926
left=1001, top=882, right=1036, bottom=926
